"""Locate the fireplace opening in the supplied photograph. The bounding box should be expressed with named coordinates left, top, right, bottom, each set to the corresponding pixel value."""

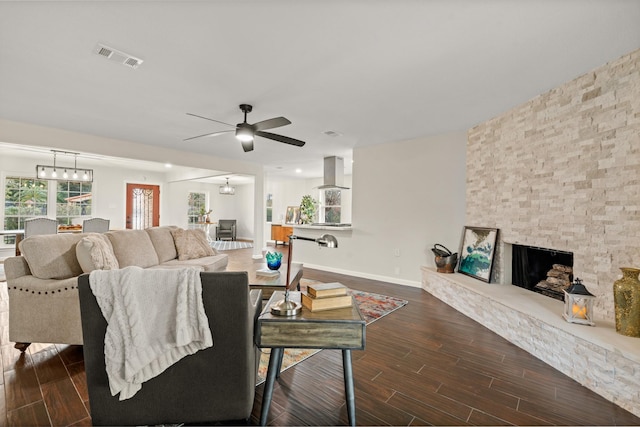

left=512, top=244, right=574, bottom=301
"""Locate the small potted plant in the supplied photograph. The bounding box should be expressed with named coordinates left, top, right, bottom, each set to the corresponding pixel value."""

left=199, top=207, right=212, bottom=223
left=299, top=195, right=317, bottom=224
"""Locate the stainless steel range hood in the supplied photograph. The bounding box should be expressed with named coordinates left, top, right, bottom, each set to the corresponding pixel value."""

left=316, top=156, right=350, bottom=190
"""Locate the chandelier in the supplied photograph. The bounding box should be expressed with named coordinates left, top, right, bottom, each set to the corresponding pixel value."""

left=219, top=178, right=235, bottom=195
left=36, top=150, right=93, bottom=182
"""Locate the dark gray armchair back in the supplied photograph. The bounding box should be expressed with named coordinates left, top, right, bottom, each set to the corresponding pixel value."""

left=78, top=271, right=262, bottom=426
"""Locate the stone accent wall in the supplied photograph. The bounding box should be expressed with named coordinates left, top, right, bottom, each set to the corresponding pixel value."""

left=466, top=48, right=640, bottom=321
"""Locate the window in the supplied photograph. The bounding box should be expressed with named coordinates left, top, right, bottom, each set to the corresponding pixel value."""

left=266, top=193, right=273, bottom=222
left=323, top=189, right=341, bottom=223
left=56, top=181, right=92, bottom=225
left=3, top=176, right=95, bottom=244
left=3, top=177, right=49, bottom=244
left=188, top=192, right=206, bottom=227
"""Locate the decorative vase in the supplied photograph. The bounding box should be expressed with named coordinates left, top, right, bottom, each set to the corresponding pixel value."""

left=266, top=252, right=282, bottom=271
left=613, top=267, right=640, bottom=337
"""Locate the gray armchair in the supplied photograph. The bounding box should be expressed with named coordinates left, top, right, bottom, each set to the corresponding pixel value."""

left=23, top=217, right=57, bottom=238
left=78, top=271, right=262, bottom=425
left=216, top=219, right=237, bottom=241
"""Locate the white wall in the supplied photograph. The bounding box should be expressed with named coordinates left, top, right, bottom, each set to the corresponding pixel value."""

left=209, top=183, right=254, bottom=240
left=293, top=131, right=467, bottom=286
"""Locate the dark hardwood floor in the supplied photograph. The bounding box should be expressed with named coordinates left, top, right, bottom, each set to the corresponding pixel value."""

left=1, top=245, right=639, bottom=426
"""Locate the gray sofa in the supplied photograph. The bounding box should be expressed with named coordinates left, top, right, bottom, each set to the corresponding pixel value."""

left=4, top=226, right=228, bottom=350
left=78, top=271, right=261, bottom=425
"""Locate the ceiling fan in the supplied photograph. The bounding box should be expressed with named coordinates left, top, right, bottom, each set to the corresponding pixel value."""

left=184, top=104, right=306, bottom=152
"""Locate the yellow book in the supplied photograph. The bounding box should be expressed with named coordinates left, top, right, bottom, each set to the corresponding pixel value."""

left=301, top=292, right=352, bottom=312
left=307, top=282, right=348, bottom=299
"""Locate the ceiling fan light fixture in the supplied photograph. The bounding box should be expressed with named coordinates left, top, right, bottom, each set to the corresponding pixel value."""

left=185, top=104, right=305, bottom=152
left=235, top=126, right=254, bottom=142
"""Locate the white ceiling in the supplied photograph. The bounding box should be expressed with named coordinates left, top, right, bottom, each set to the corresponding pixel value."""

left=1, top=1, right=639, bottom=179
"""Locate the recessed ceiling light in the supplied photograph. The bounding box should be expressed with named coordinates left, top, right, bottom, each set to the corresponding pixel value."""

left=295, top=169, right=302, bottom=173
left=323, top=130, right=341, bottom=137
left=164, top=163, right=172, bottom=168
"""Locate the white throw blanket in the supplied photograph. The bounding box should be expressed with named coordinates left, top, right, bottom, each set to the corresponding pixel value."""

left=89, top=266, right=213, bottom=400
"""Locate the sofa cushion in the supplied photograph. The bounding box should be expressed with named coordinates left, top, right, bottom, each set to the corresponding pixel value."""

left=170, top=228, right=216, bottom=261
left=19, top=233, right=85, bottom=280
left=105, top=230, right=160, bottom=268
left=76, top=234, right=120, bottom=273
left=161, top=254, right=228, bottom=272
left=145, top=226, right=178, bottom=263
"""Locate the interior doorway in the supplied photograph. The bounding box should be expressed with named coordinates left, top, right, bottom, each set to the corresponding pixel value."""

left=126, top=183, right=160, bottom=229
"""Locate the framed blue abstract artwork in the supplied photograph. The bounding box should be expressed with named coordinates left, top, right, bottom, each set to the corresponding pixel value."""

left=457, top=226, right=499, bottom=282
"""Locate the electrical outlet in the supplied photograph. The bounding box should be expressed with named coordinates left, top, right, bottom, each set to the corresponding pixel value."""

left=393, top=248, right=400, bottom=257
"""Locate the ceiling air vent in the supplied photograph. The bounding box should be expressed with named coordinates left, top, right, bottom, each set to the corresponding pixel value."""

left=96, top=46, right=113, bottom=58
left=94, top=43, right=144, bottom=69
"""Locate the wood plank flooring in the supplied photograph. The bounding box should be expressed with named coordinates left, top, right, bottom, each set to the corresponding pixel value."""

left=1, top=246, right=639, bottom=426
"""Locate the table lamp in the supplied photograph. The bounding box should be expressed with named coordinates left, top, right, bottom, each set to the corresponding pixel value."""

left=270, top=233, right=338, bottom=316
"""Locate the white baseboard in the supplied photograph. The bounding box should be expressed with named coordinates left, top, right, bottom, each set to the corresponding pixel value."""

left=301, top=262, right=421, bottom=288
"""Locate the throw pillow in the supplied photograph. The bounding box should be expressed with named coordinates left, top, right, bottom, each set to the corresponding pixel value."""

left=20, top=233, right=85, bottom=280
left=76, top=234, right=120, bottom=273
left=170, top=228, right=216, bottom=261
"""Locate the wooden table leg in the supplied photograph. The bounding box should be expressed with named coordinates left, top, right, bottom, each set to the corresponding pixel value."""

left=260, top=347, right=283, bottom=426
left=342, top=349, right=356, bottom=426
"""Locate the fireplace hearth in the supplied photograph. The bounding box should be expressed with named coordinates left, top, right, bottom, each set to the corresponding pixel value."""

left=512, top=244, right=573, bottom=301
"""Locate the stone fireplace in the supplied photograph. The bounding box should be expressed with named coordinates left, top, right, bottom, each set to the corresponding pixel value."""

left=422, top=47, right=640, bottom=417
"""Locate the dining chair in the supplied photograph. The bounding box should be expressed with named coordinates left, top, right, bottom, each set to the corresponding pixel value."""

left=82, top=218, right=110, bottom=233
left=23, top=217, right=58, bottom=238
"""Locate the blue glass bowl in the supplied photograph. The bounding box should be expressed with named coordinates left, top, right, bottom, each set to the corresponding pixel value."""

left=266, top=251, right=283, bottom=270
left=267, top=258, right=282, bottom=270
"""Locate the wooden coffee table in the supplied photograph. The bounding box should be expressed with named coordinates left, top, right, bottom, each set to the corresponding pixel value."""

left=255, top=290, right=366, bottom=426
left=248, top=262, right=303, bottom=300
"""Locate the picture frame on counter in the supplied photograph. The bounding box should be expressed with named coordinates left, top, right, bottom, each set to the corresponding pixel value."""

left=285, top=206, right=300, bottom=225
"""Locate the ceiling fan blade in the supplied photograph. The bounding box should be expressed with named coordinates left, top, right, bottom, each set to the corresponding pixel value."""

left=186, top=113, right=235, bottom=127
left=183, top=130, right=233, bottom=141
left=241, top=140, right=254, bottom=152
left=255, top=131, right=306, bottom=147
left=252, top=116, right=291, bottom=132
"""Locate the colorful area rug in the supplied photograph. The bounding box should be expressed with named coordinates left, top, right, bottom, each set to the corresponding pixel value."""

left=256, top=279, right=408, bottom=385
left=211, top=240, right=253, bottom=251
